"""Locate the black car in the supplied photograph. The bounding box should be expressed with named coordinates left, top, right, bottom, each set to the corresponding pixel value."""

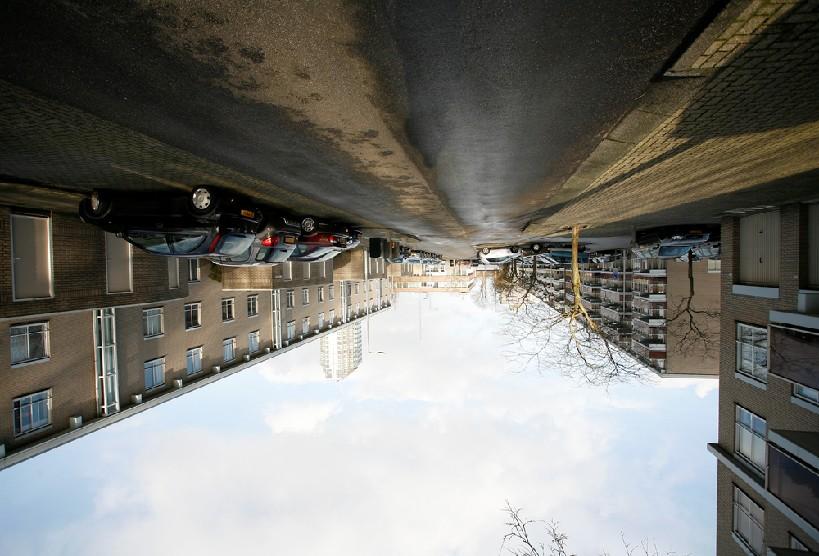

left=78, top=186, right=265, bottom=259
left=287, top=222, right=361, bottom=263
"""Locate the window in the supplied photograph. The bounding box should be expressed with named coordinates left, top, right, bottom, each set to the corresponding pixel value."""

left=11, top=213, right=53, bottom=299
left=185, top=302, right=202, bottom=330
left=13, top=390, right=52, bottom=436
left=355, top=302, right=360, bottom=315
left=707, top=259, right=721, bottom=273
left=144, top=357, right=166, bottom=390
left=247, top=294, right=259, bottom=317
left=328, top=285, right=335, bottom=301
left=794, top=383, right=819, bottom=406
left=318, top=312, right=325, bottom=329
left=248, top=330, right=260, bottom=354
left=222, top=298, right=235, bottom=322
left=302, top=317, right=310, bottom=334
left=318, top=286, right=324, bottom=303
left=329, top=309, right=335, bottom=323
left=143, top=308, right=164, bottom=338
left=286, top=321, right=295, bottom=340
left=736, top=323, right=768, bottom=383
left=283, top=261, right=293, bottom=280
left=168, top=258, right=180, bottom=289
left=733, top=486, right=764, bottom=556
left=223, top=337, right=236, bottom=362
left=304, top=262, right=311, bottom=279
left=286, top=290, right=295, bottom=309
left=302, top=288, right=310, bottom=305
left=789, top=534, right=808, bottom=551
left=735, top=405, right=767, bottom=472
left=10, top=322, right=49, bottom=365
left=186, top=347, right=203, bottom=375
left=354, top=283, right=359, bottom=294
left=188, top=259, right=200, bottom=282
left=105, top=233, right=132, bottom=294
left=346, top=282, right=352, bottom=297
left=320, top=261, right=327, bottom=278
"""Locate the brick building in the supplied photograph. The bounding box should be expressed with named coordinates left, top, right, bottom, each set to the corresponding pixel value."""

left=708, top=203, right=819, bottom=554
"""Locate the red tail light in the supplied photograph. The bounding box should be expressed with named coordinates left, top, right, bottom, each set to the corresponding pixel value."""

left=261, top=235, right=278, bottom=247
left=208, top=233, right=222, bottom=253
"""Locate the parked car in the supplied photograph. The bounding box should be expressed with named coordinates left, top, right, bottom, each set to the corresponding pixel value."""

left=632, top=226, right=721, bottom=261
left=477, top=246, right=521, bottom=265
left=287, top=222, right=361, bottom=263
left=209, top=216, right=302, bottom=266
left=78, top=186, right=265, bottom=259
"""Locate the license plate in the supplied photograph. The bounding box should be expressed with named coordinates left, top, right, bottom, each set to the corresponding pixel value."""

left=284, top=236, right=297, bottom=244
left=241, top=209, right=255, bottom=218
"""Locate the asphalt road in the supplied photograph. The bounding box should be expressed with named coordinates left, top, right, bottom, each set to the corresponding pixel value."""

left=0, top=0, right=719, bottom=257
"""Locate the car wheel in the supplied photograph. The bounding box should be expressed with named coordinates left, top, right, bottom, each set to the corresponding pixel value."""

left=481, top=247, right=490, bottom=255
left=78, top=191, right=112, bottom=221
left=300, top=216, right=317, bottom=234
left=510, top=246, right=520, bottom=254
left=531, top=243, right=541, bottom=252
left=368, top=237, right=384, bottom=258
left=188, top=186, right=217, bottom=216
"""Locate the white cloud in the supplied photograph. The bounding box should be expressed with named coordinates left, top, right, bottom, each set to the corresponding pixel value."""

left=264, top=401, right=340, bottom=434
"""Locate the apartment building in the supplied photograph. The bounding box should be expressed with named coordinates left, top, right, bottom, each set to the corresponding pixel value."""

left=708, top=203, right=819, bottom=554
left=0, top=206, right=280, bottom=464
left=390, top=261, right=475, bottom=293
left=320, top=321, right=363, bottom=381
left=333, top=247, right=391, bottom=320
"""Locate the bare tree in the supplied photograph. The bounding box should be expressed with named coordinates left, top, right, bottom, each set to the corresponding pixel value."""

left=502, top=225, right=644, bottom=385
left=665, top=249, right=720, bottom=355
left=500, top=503, right=682, bottom=556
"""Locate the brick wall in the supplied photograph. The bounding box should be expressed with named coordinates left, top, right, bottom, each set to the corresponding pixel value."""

left=0, top=310, right=97, bottom=450
left=0, top=207, right=187, bottom=319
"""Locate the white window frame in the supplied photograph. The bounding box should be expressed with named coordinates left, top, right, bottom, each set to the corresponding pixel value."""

left=12, top=389, right=52, bottom=437
left=248, top=330, right=260, bottom=354
left=10, top=322, right=50, bottom=366
left=329, top=309, right=335, bottom=323
left=168, top=258, right=180, bottom=289
left=318, top=312, right=325, bottom=329
left=247, top=294, right=259, bottom=317
left=318, top=286, right=324, bottom=303
left=184, top=302, right=202, bottom=330
left=320, top=261, right=327, bottom=278
left=328, top=285, right=335, bottom=301
left=188, top=259, right=200, bottom=282
left=142, top=307, right=165, bottom=339
left=283, top=261, right=293, bottom=281
left=304, top=262, right=311, bottom=279
left=221, top=298, right=235, bottom=322
left=302, top=288, right=310, bottom=306
left=732, top=486, right=764, bottom=556
left=354, top=282, right=359, bottom=294
left=144, top=357, right=166, bottom=391
left=302, top=317, right=310, bottom=334
left=736, top=323, right=768, bottom=384
left=223, top=337, right=236, bottom=362
left=789, top=534, right=808, bottom=551
left=286, top=289, right=295, bottom=309
left=186, top=346, right=203, bottom=376
left=735, top=405, right=767, bottom=473
left=793, top=383, right=819, bottom=407
left=286, top=321, right=295, bottom=340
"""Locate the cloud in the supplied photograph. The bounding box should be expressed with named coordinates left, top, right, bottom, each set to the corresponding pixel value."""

left=264, top=401, right=340, bottom=434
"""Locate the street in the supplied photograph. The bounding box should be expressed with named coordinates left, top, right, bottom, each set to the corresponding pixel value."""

left=0, top=0, right=817, bottom=254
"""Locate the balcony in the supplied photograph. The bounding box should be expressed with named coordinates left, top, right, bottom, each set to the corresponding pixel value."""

left=580, top=297, right=601, bottom=313
left=767, top=431, right=819, bottom=534
left=632, top=316, right=666, bottom=334
left=580, top=283, right=601, bottom=298
left=630, top=341, right=667, bottom=368
left=632, top=331, right=667, bottom=350
left=769, top=324, right=819, bottom=390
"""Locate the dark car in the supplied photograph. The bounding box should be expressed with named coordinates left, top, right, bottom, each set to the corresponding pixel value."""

left=632, top=225, right=721, bottom=261
left=78, top=186, right=265, bottom=259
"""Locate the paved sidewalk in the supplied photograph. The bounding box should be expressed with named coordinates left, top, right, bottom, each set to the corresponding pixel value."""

left=529, top=0, right=819, bottom=235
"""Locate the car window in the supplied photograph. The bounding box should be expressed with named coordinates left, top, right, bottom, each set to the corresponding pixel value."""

left=216, top=234, right=254, bottom=256
left=128, top=233, right=170, bottom=254
left=168, top=233, right=208, bottom=254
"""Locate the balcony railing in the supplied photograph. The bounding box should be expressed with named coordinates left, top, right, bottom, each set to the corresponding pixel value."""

left=630, top=341, right=667, bottom=366
left=770, top=324, right=819, bottom=390
left=767, top=439, right=819, bottom=531
left=632, top=316, right=666, bottom=334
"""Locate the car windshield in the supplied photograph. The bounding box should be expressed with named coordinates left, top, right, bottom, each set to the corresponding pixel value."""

left=128, top=233, right=170, bottom=254
left=658, top=245, right=692, bottom=258
left=168, top=233, right=208, bottom=254
left=291, top=244, right=335, bottom=261
left=216, top=234, right=254, bottom=256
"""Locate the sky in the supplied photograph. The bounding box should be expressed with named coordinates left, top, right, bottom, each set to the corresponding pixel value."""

left=0, top=292, right=719, bottom=556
